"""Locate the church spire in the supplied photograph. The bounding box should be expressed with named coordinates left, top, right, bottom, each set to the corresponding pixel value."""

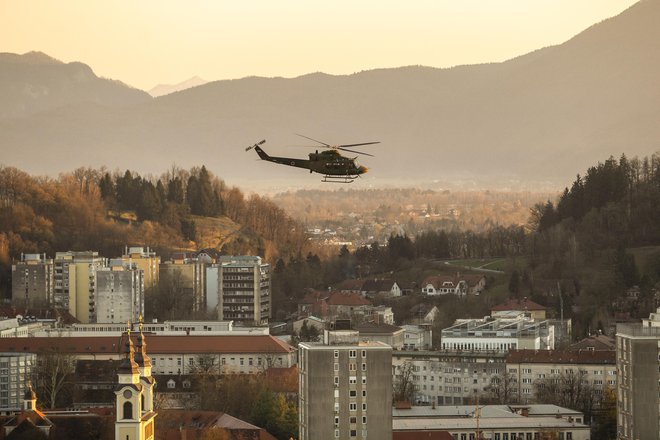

left=118, top=321, right=139, bottom=375
left=134, top=315, right=152, bottom=369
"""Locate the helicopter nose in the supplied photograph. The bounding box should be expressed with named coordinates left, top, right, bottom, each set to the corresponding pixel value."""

left=358, top=165, right=368, bottom=174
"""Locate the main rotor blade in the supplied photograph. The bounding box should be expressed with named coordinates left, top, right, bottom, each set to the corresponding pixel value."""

left=338, top=147, right=374, bottom=157
left=337, top=141, right=380, bottom=148
left=295, top=133, right=330, bottom=147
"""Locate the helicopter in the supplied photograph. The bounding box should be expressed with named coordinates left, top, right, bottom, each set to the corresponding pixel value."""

left=245, top=134, right=379, bottom=183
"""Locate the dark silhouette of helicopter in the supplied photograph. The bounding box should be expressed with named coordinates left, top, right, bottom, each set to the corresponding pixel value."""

left=246, top=134, right=379, bottom=183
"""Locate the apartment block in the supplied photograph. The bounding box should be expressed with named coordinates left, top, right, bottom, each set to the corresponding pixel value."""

left=160, top=252, right=206, bottom=313
left=95, top=260, right=145, bottom=324
left=218, top=256, right=270, bottom=326
left=299, top=330, right=392, bottom=440
left=53, top=251, right=106, bottom=323
left=11, top=253, right=53, bottom=308
left=392, top=350, right=508, bottom=405
left=616, top=307, right=660, bottom=440
left=0, top=353, right=36, bottom=410
left=120, top=246, right=159, bottom=290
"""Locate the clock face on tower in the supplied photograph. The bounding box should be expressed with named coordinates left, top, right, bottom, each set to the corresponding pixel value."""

left=123, top=390, right=132, bottom=399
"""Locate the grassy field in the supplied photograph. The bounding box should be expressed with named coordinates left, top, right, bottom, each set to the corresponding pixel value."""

left=192, top=215, right=245, bottom=250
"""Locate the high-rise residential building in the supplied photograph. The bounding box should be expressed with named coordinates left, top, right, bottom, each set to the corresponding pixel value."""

left=53, top=251, right=106, bottom=323
left=121, top=246, right=160, bottom=290
left=616, top=307, right=660, bottom=440
left=11, top=253, right=53, bottom=308
left=0, top=352, right=36, bottom=410
left=96, top=260, right=145, bottom=324
left=298, top=330, right=392, bottom=440
left=159, top=252, right=206, bottom=313
left=217, top=256, right=270, bottom=326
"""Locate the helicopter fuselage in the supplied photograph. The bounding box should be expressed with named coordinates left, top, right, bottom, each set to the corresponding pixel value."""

left=254, top=145, right=367, bottom=177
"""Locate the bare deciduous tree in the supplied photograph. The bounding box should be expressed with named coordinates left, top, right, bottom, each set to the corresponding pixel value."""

left=32, top=349, right=75, bottom=409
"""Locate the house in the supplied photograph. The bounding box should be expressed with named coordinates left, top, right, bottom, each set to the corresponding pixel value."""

left=326, top=292, right=372, bottom=321
left=356, top=322, right=405, bottom=349
left=569, top=333, right=616, bottom=351
left=371, top=305, right=395, bottom=325
left=292, top=316, right=326, bottom=336
left=464, top=274, right=486, bottom=295
left=401, top=324, right=433, bottom=350
left=362, top=279, right=402, bottom=297
left=409, top=304, right=439, bottom=324
left=297, top=291, right=329, bottom=318
left=335, top=279, right=366, bottom=293
left=421, top=275, right=467, bottom=296
left=491, top=297, right=547, bottom=320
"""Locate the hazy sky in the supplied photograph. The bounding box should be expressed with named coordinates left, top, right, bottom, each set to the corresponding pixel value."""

left=2, top=0, right=638, bottom=90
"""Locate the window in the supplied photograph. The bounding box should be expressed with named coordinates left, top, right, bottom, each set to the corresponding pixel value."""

left=361, top=350, right=366, bottom=358
left=349, top=350, right=357, bottom=358
left=334, top=350, right=339, bottom=358
left=361, top=363, right=367, bottom=371
left=362, top=403, right=367, bottom=410
left=349, top=403, right=357, bottom=411
left=362, top=416, right=367, bottom=424
left=350, top=430, right=357, bottom=437
left=350, top=390, right=357, bottom=397
left=123, top=401, right=133, bottom=419
left=350, top=416, right=357, bottom=424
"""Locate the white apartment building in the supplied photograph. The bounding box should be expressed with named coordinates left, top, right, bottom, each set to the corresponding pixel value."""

left=95, top=260, right=144, bottom=324
left=441, top=315, right=555, bottom=352
left=0, top=353, right=36, bottom=410
left=392, top=350, right=508, bottom=405
left=218, top=256, right=270, bottom=326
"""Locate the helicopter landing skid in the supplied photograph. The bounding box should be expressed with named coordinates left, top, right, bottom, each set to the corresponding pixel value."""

left=322, top=174, right=359, bottom=183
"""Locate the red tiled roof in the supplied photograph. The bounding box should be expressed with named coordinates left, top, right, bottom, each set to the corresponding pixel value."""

left=300, top=291, right=328, bottom=304
left=569, top=334, right=616, bottom=351
left=491, top=297, right=546, bottom=312
left=393, top=431, right=454, bottom=440
left=422, top=275, right=459, bottom=289
left=506, top=349, right=615, bottom=365
left=0, top=335, right=294, bottom=355
left=362, top=279, right=396, bottom=292
left=326, top=292, right=371, bottom=306
left=336, top=279, right=366, bottom=291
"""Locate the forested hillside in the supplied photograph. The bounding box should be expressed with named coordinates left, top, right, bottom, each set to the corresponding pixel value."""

left=0, top=165, right=308, bottom=298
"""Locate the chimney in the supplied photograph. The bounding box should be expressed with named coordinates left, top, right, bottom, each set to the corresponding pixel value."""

left=521, top=408, right=529, bottom=417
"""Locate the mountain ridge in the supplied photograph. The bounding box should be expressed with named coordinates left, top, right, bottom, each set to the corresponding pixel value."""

left=1, top=1, right=659, bottom=187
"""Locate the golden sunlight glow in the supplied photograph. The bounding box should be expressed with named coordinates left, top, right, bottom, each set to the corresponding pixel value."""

left=0, top=0, right=639, bottom=90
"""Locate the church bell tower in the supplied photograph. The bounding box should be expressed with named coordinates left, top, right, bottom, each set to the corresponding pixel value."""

left=114, top=321, right=156, bottom=440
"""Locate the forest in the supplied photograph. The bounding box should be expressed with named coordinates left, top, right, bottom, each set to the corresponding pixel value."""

left=3, top=152, right=660, bottom=336
left=0, top=164, right=308, bottom=298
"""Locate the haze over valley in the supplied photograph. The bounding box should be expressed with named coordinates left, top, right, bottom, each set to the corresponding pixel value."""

left=1, top=0, right=659, bottom=190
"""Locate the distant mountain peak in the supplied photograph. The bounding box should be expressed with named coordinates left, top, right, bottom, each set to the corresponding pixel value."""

left=149, top=76, right=208, bottom=97
left=0, top=51, right=63, bottom=65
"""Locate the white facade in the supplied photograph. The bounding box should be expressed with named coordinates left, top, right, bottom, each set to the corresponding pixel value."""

left=96, top=261, right=144, bottom=324
left=441, top=316, right=555, bottom=352
left=0, top=353, right=36, bottom=410
left=218, top=256, right=270, bottom=326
